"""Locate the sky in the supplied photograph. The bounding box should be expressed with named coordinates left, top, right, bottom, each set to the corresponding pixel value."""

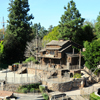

left=0, top=0, right=100, bottom=30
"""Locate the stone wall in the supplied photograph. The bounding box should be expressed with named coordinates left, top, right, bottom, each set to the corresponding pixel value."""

left=3, top=84, right=22, bottom=92
left=27, top=68, right=50, bottom=79
left=42, top=78, right=85, bottom=92
left=84, top=66, right=100, bottom=82
left=27, top=68, right=48, bottom=75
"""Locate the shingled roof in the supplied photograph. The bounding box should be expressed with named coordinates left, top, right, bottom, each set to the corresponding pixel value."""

left=46, top=40, right=69, bottom=46
left=0, top=91, right=13, bottom=99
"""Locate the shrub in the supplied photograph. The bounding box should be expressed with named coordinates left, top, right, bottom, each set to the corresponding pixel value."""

left=73, top=73, right=81, bottom=78
left=25, top=57, right=36, bottom=63
left=39, top=85, right=45, bottom=93
left=42, top=93, right=49, bottom=100
left=13, top=62, right=20, bottom=65
left=22, top=88, right=28, bottom=93
left=16, top=83, right=41, bottom=93
left=30, top=88, right=35, bottom=92
left=90, top=92, right=100, bottom=100
left=94, top=69, right=100, bottom=76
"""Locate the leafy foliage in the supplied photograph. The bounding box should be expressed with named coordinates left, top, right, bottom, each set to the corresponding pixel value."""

left=0, top=41, right=4, bottom=55
left=42, top=93, right=49, bottom=100
left=31, top=23, right=48, bottom=39
left=30, top=88, right=35, bottom=92
left=82, top=39, right=100, bottom=69
left=94, top=69, right=100, bottom=76
left=39, top=85, right=49, bottom=100
left=0, top=41, right=4, bottom=63
left=95, top=12, right=100, bottom=38
left=16, top=83, right=41, bottom=93
left=82, top=25, right=95, bottom=42
left=90, top=92, right=100, bottom=100
left=23, top=57, right=39, bottom=64
left=25, top=57, right=36, bottom=62
left=58, top=0, right=84, bottom=43
left=42, top=26, right=59, bottom=47
left=21, top=88, right=28, bottom=93
left=39, top=85, right=45, bottom=93
left=73, top=73, right=81, bottom=78
left=3, top=0, right=34, bottom=64
left=83, top=19, right=96, bottom=28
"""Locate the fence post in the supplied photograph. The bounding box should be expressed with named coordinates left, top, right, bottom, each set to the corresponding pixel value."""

left=14, top=65, right=15, bottom=83
left=27, top=63, right=28, bottom=83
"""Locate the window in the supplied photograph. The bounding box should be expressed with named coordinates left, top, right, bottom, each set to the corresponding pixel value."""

left=50, top=51, right=54, bottom=55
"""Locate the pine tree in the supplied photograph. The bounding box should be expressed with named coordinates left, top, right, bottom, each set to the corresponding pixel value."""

left=95, top=12, right=100, bottom=38
left=58, top=0, right=84, bottom=42
left=4, top=0, right=34, bottom=64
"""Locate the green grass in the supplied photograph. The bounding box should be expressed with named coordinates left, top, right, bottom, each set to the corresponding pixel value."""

left=90, top=92, right=100, bottom=100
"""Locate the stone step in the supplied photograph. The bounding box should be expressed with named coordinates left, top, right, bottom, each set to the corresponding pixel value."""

left=69, top=95, right=85, bottom=100
left=16, top=67, right=27, bottom=74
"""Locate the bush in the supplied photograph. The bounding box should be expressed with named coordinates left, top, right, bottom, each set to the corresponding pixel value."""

left=39, top=85, right=45, bottom=93
left=90, top=92, right=100, bottom=100
left=22, top=57, right=39, bottom=64
left=30, top=88, right=35, bottom=92
left=13, top=62, right=20, bottom=65
left=16, top=83, right=41, bottom=93
left=25, top=57, right=36, bottom=63
left=94, top=69, right=100, bottom=76
left=73, top=73, right=81, bottom=78
left=42, top=93, right=49, bottom=100
left=22, top=88, right=28, bottom=93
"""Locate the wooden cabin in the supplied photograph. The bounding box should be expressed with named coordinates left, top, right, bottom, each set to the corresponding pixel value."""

left=40, top=40, right=83, bottom=69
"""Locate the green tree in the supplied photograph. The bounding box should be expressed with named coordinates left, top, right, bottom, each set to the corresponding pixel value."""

left=42, top=26, right=59, bottom=47
left=0, top=41, right=4, bottom=62
left=58, top=0, right=84, bottom=43
left=0, top=41, right=4, bottom=54
left=31, top=23, right=41, bottom=39
left=82, top=39, right=100, bottom=69
left=83, top=19, right=96, bottom=28
left=82, top=25, right=95, bottom=42
left=48, top=25, right=53, bottom=32
left=31, top=23, right=47, bottom=39
left=95, top=12, right=100, bottom=38
left=3, top=0, right=34, bottom=64
left=38, top=26, right=48, bottom=38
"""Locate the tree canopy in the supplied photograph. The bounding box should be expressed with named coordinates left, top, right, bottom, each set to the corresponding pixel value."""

left=95, top=12, right=100, bottom=38
left=3, top=0, right=34, bottom=64
left=82, top=39, right=100, bottom=69
left=58, top=0, right=84, bottom=43
left=82, top=24, right=95, bottom=42
left=31, top=23, right=48, bottom=39
left=42, top=26, right=59, bottom=47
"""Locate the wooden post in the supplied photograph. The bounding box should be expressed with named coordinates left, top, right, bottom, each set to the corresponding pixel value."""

left=73, top=48, right=74, bottom=54
left=60, top=59, right=62, bottom=68
left=0, top=17, right=7, bottom=39
left=50, top=59, right=51, bottom=67
left=36, top=27, right=38, bottom=60
left=40, top=58, right=42, bottom=65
